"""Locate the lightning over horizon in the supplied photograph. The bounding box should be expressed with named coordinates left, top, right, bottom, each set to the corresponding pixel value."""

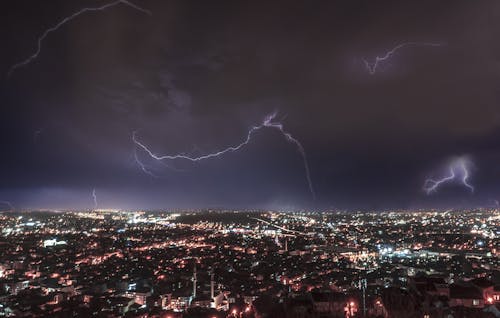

left=92, top=188, right=98, bottom=210
left=423, top=157, right=474, bottom=195
left=133, top=148, right=159, bottom=178
left=7, top=0, right=151, bottom=77
left=132, top=112, right=316, bottom=200
left=3, top=1, right=499, bottom=210
left=362, top=42, right=444, bottom=75
left=0, top=200, right=14, bottom=211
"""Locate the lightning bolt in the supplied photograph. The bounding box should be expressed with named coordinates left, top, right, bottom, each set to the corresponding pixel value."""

left=423, top=157, right=474, bottom=194
left=132, top=112, right=316, bottom=199
left=362, top=42, right=444, bottom=75
left=7, top=0, right=151, bottom=77
left=92, top=188, right=98, bottom=210
left=0, top=201, right=14, bottom=211
left=490, top=199, right=500, bottom=208
left=133, top=148, right=158, bottom=178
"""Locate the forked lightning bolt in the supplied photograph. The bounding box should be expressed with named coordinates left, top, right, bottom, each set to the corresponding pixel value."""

left=92, top=188, right=98, bottom=210
left=134, top=148, right=158, bottom=178
left=132, top=112, right=316, bottom=199
left=8, top=0, right=151, bottom=77
left=0, top=200, right=14, bottom=211
left=363, top=42, right=444, bottom=75
left=423, top=157, right=474, bottom=194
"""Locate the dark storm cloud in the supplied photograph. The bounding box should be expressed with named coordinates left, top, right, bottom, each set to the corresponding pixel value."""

left=1, top=0, right=500, bottom=210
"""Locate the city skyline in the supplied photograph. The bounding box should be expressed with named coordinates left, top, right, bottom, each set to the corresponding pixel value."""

left=0, top=208, right=498, bottom=317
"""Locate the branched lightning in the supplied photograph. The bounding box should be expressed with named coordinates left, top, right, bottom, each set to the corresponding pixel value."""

left=92, top=188, right=98, bottom=210
left=133, top=148, right=158, bottom=178
left=423, top=157, right=474, bottom=194
left=132, top=112, right=316, bottom=199
left=493, top=200, right=499, bottom=208
left=7, top=0, right=151, bottom=77
left=0, top=200, right=14, bottom=211
left=362, top=42, right=444, bottom=75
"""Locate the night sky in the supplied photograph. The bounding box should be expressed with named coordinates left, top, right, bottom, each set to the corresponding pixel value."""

left=2, top=0, right=500, bottom=211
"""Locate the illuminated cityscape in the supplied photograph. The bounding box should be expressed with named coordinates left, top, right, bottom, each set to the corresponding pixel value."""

left=0, top=209, right=499, bottom=317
